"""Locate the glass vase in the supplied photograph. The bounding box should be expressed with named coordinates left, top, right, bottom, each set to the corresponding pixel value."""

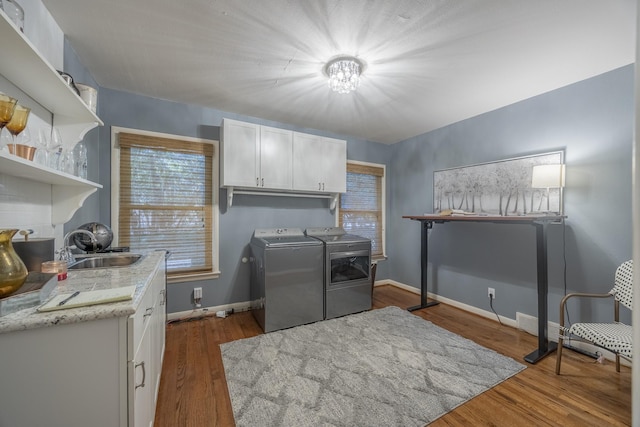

left=0, top=229, right=28, bottom=297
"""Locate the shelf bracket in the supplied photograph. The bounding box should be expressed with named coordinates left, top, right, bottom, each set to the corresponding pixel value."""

left=52, top=116, right=100, bottom=149
left=329, top=193, right=339, bottom=211
left=227, top=187, right=234, bottom=207
left=51, top=185, right=99, bottom=225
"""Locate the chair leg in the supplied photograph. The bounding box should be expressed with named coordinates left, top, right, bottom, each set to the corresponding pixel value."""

left=615, top=354, right=620, bottom=372
left=555, top=337, right=564, bottom=374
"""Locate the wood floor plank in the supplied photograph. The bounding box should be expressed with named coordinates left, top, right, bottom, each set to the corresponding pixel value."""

left=154, top=285, right=631, bottom=426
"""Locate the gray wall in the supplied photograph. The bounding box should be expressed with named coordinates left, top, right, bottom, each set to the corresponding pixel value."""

left=388, top=65, right=634, bottom=325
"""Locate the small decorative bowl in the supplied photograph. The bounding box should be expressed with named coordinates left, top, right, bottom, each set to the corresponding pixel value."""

left=8, top=143, right=36, bottom=161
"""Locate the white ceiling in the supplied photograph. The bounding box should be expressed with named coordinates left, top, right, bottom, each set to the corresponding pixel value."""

left=42, top=0, right=635, bottom=144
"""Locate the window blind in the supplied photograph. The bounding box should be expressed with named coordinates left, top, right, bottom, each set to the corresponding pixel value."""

left=339, top=163, right=384, bottom=258
left=118, top=132, right=214, bottom=276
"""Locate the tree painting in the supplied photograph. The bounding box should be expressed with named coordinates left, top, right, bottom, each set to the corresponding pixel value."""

left=433, top=152, right=563, bottom=216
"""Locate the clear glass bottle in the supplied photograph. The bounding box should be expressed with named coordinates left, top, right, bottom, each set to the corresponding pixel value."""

left=60, top=148, right=74, bottom=175
left=74, top=141, right=88, bottom=179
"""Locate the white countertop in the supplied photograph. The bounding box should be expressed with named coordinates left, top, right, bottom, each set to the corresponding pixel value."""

left=0, top=250, right=165, bottom=334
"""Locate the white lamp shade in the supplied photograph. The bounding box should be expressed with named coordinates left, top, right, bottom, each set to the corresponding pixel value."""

left=531, top=164, right=565, bottom=188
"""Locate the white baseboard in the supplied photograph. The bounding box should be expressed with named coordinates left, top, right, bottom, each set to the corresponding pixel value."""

left=167, top=300, right=252, bottom=322
left=380, top=280, right=628, bottom=366
left=514, top=311, right=630, bottom=366
left=379, top=280, right=517, bottom=328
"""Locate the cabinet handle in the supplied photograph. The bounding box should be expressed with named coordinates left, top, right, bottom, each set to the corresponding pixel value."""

left=144, top=307, right=154, bottom=318
left=261, top=178, right=264, bottom=187
left=256, top=177, right=259, bottom=187
left=318, top=182, right=321, bottom=190
left=135, top=361, right=146, bottom=389
left=322, top=182, right=325, bottom=191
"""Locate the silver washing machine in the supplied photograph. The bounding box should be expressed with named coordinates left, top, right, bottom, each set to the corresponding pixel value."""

left=250, top=228, right=324, bottom=332
left=305, top=227, right=372, bottom=319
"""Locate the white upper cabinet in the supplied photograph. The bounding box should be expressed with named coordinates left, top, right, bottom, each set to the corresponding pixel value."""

left=221, top=119, right=293, bottom=190
left=291, top=132, right=324, bottom=192
left=259, top=125, right=293, bottom=190
left=293, top=132, right=346, bottom=193
left=221, top=119, right=260, bottom=188
left=221, top=118, right=346, bottom=207
left=322, top=136, right=347, bottom=193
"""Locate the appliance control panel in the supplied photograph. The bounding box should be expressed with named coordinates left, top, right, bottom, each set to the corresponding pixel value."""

left=305, top=227, right=346, bottom=237
left=253, top=228, right=305, bottom=238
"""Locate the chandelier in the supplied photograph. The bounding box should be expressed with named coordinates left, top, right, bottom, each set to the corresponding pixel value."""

left=325, top=57, right=363, bottom=94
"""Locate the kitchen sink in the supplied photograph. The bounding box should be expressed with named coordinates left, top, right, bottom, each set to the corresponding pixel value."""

left=68, top=254, right=143, bottom=270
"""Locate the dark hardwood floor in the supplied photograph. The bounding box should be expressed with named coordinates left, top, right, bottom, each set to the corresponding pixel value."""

left=154, top=285, right=631, bottom=426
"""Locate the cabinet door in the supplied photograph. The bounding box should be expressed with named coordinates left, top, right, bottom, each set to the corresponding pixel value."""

left=128, top=263, right=165, bottom=427
left=130, top=322, right=153, bottom=427
left=221, top=119, right=259, bottom=187
left=260, top=126, right=293, bottom=190
left=0, top=318, right=125, bottom=427
left=320, top=137, right=346, bottom=193
left=151, top=267, right=167, bottom=402
left=292, top=132, right=324, bottom=191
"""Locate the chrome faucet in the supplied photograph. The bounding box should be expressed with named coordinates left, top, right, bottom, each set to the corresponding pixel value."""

left=58, top=229, right=98, bottom=263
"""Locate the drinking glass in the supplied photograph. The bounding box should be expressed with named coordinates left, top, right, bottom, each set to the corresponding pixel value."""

left=0, top=93, right=17, bottom=150
left=6, top=104, right=31, bottom=159
left=6, top=104, right=30, bottom=143
left=48, top=127, right=63, bottom=170
left=10, top=125, right=29, bottom=146
left=33, top=128, right=50, bottom=166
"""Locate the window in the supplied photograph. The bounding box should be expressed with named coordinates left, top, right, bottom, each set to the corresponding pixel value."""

left=339, top=161, right=386, bottom=260
left=112, top=128, right=219, bottom=282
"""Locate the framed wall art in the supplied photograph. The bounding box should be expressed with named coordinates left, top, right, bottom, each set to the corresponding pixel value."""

left=433, top=151, right=564, bottom=216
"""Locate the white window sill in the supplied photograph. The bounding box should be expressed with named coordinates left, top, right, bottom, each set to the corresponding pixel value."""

left=168, top=270, right=221, bottom=284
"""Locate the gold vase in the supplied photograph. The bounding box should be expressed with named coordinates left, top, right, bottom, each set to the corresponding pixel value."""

left=0, top=229, right=28, bottom=298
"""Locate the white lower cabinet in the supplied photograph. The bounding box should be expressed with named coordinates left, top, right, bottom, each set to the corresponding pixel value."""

left=0, top=261, right=166, bottom=427
left=131, top=324, right=153, bottom=427
left=129, top=265, right=166, bottom=427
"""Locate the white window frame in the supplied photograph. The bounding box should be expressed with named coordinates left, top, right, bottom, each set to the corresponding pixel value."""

left=336, top=159, right=387, bottom=261
left=111, top=126, right=220, bottom=283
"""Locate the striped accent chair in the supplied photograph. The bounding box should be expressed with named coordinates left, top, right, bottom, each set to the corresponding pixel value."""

left=556, top=260, right=633, bottom=374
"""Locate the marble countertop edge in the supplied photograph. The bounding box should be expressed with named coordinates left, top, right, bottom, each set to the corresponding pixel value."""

left=0, top=250, right=165, bottom=334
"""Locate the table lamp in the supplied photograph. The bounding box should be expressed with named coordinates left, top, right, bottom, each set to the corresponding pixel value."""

left=531, top=164, right=565, bottom=214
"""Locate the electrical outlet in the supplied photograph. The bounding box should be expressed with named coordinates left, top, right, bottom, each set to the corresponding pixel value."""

left=488, top=287, right=496, bottom=299
left=193, top=287, right=202, bottom=307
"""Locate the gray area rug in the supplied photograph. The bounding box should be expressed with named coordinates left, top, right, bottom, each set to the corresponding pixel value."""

left=221, top=306, right=525, bottom=426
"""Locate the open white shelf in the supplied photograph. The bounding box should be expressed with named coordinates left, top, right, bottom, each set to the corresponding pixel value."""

left=0, top=9, right=102, bottom=145
left=0, top=151, right=99, bottom=187
left=0, top=8, right=105, bottom=226
left=0, top=151, right=101, bottom=225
